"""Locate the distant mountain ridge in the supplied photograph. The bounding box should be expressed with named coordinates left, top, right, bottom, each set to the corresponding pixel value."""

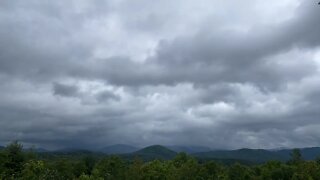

left=121, top=145, right=177, bottom=161
left=100, top=144, right=138, bottom=154
left=193, top=148, right=286, bottom=163
left=3, top=143, right=320, bottom=164
left=193, top=147, right=320, bottom=163
left=274, top=147, right=320, bottom=160
left=54, top=148, right=92, bottom=153
left=0, top=146, right=48, bottom=152
left=24, top=147, right=48, bottom=153
left=166, top=145, right=211, bottom=154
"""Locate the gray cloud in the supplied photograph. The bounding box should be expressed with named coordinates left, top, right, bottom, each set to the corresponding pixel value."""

left=53, top=83, right=79, bottom=97
left=0, top=0, right=320, bottom=149
left=96, top=90, right=121, bottom=102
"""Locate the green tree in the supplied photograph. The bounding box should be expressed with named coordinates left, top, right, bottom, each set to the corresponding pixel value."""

left=92, top=156, right=126, bottom=180
left=3, top=141, right=25, bottom=178
left=289, top=149, right=302, bottom=165
left=174, top=157, right=201, bottom=180
left=52, top=159, right=75, bottom=179
left=21, top=160, right=48, bottom=180
left=126, top=157, right=144, bottom=180
left=315, top=156, right=320, bottom=165
left=260, top=161, right=293, bottom=180
left=0, top=149, right=6, bottom=178
left=140, top=160, right=171, bottom=180
left=199, top=161, right=225, bottom=180
left=293, top=161, right=320, bottom=180
left=70, top=156, right=97, bottom=178
left=79, top=173, right=101, bottom=180
left=73, top=160, right=87, bottom=178
left=172, top=152, right=189, bottom=168
left=83, top=156, right=96, bottom=175
left=228, top=163, right=254, bottom=180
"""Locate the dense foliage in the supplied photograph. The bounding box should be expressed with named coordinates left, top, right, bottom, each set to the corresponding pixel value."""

left=1, top=142, right=320, bottom=180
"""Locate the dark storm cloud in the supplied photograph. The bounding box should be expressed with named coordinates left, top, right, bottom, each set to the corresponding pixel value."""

left=0, top=0, right=320, bottom=149
left=75, top=1, right=320, bottom=89
left=147, top=2, right=320, bottom=88
left=0, top=1, right=318, bottom=88
left=96, top=90, right=121, bottom=102
left=53, top=83, right=79, bottom=97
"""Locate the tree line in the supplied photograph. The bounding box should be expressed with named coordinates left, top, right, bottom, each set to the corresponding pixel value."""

left=1, top=141, right=320, bottom=180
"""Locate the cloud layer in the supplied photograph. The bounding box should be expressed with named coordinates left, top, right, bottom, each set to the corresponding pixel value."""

left=0, top=0, right=320, bottom=149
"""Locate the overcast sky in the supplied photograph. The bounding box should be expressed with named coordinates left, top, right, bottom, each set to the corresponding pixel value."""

left=0, top=0, right=320, bottom=150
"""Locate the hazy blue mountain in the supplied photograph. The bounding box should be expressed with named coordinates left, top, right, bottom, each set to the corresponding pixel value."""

left=34, top=148, right=48, bottom=152
left=24, top=147, right=48, bottom=153
left=5, top=141, right=319, bottom=164
left=0, top=144, right=48, bottom=153
left=193, top=148, right=287, bottom=163
left=275, top=147, right=320, bottom=160
left=0, top=143, right=48, bottom=152
left=300, top=147, right=320, bottom=160
left=54, top=148, right=93, bottom=154
left=167, top=145, right=211, bottom=154
left=100, top=144, right=138, bottom=154
left=121, top=145, right=177, bottom=161
left=193, top=147, right=320, bottom=163
left=47, top=145, right=320, bottom=163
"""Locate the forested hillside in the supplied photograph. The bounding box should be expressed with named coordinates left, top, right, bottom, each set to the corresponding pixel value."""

left=1, top=141, right=320, bottom=179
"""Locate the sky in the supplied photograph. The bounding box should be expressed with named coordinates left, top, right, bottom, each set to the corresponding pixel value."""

left=0, top=0, right=320, bottom=150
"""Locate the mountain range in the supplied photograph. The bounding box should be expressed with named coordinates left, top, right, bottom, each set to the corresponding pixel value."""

left=166, top=145, right=211, bottom=154
left=192, top=147, right=320, bottom=163
left=2, top=144, right=320, bottom=164
left=120, top=145, right=177, bottom=161
left=100, top=144, right=138, bottom=154
left=63, top=145, right=320, bottom=163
